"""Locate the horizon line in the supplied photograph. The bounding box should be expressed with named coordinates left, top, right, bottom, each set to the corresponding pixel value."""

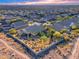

left=0, top=1, right=79, bottom=5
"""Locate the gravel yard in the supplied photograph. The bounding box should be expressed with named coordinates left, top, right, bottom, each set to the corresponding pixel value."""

left=0, top=33, right=30, bottom=59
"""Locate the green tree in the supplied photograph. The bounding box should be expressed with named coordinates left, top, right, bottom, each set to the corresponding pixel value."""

left=53, top=31, right=62, bottom=38
left=70, top=25, right=77, bottom=30
left=56, top=16, right=64, bottom=21
left=60, top=28, right=68, bottom=33
left=40, top=35, right=48, bottom=41
left=0, top=28, right=3, bottom=32
left=9, top=28, right=17, bottom=34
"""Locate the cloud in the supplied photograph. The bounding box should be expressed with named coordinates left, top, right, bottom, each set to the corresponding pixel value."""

left=0, top=0, right=79, bottom=5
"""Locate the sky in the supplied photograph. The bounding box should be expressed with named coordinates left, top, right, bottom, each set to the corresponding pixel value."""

left=0, top=0, right=79, bottom=5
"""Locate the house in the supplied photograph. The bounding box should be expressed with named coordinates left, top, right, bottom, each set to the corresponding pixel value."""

left=40, top=15, right=56, bottom=22
left=21, top=25, right=44, bottom=39
left=22, top=25, right=44, bottom=35
left=53, top=17, right=78, bottom=31
left=11, top=21, right=28, bottom=30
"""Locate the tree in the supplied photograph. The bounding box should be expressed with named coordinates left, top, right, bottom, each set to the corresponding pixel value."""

left=60, top=28, right=68, bottom=33
left=56, top=16, right=64, bottom=21
left=53, top=31, right=62, bottom=38
left=9, top=19, right=17, bottom=24
left=74, top=29, right=79, bottom=33
left=70, top=25, right=77, bottom=30
left=28, top=21, right=34, bottom=26
left=0, top=28, right=3, bottom=32
left=9, top=28, right=17, bottom=34
left=46, top=27, right=55, bottom=38
left=40, top=35, right=48, bottom=41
